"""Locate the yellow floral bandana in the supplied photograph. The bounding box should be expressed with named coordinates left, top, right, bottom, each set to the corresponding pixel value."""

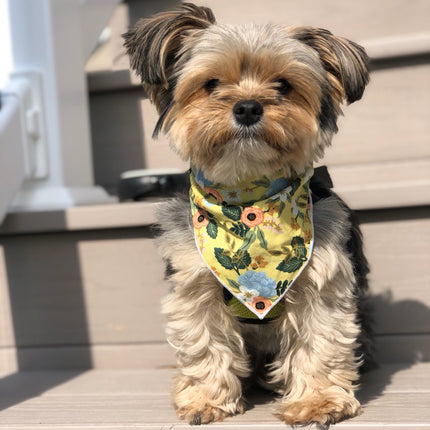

left=190, top=166, right=314, bottom=320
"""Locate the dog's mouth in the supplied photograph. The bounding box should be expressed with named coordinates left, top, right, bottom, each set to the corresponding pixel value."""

left=229, top=122, right=289, bottom=157
left=233, top=123, right=263, bottom=141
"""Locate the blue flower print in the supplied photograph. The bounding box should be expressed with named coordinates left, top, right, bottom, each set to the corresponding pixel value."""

left=265, top=177, right=290, bottom=198
left=238, top=271, right=277, bottom=297
left=194, top=167, right=214, bottom=187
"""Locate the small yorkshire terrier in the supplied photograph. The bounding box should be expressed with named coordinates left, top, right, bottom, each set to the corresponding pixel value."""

left=124, top=3, right=372, bottom=426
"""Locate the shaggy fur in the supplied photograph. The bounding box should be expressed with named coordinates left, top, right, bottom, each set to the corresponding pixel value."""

left=124, top=3, right=372, bottom=426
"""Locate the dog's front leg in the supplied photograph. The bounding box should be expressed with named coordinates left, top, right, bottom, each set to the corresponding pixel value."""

left=270, top=253, right=363, bottom=426
left=163, top=269, right=250, bottom=425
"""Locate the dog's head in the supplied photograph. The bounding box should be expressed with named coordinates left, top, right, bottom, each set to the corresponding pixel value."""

left=124, top=3, right=369, bottom=184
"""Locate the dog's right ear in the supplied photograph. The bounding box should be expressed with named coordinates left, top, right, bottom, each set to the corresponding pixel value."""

left=123, top=3, right=215, bottom=109
left=290, top=27, right=369, bottom=105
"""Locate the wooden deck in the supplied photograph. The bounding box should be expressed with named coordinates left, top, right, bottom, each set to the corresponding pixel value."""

left=1, top=355, right=429, bottom=429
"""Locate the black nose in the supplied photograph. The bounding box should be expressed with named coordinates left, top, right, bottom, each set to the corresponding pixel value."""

left=233, top=100, right=263, bottom=126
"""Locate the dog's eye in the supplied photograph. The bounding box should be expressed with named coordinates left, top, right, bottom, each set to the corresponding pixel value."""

left=275, top=78, right=292, bottom=95
left=204, top=79, right=220, bottom=93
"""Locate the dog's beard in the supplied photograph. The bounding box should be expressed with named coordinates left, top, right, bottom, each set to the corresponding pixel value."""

left=199, top=136, right=292, bottom=185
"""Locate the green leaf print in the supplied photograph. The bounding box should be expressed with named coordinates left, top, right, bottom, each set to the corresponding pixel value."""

left=251, top=178, right=271, bottom=188
left=256, top=227, right=268, bottom=250
left=289, top=177, right=302, bottom=196
left=206, top=220, right=218, bottom=239
left=214, top=248, right=234, bottom=270
left=232, top=249, right=252, bottom=270
left=276, top=257, right=304, bottom=273
left=276, top=240, right=307, bottom=272
left=228, top=279, right=241, bottom=290
left=229, top=223, right=249, bottom=238
left=278, top=200, right=286, bottom=216
left=291, top=236, right=307, bottom=259
left=238, top=229, right=256, bottom=252
left=222, top=205, right=242, bottom=221
left=298, top=193, right=308, bottom=204
left=276, top=280, right=289, bottom=295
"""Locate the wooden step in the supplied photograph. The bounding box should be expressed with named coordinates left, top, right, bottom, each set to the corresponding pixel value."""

left=1, top=359, right=429, bottom=429
left=1, top=203, right=430, bottom=372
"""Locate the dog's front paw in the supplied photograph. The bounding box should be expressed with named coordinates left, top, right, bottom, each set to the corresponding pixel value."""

left=173, top=378, right=245, bottom=424
left=176, top=401, right=244, bottom=425
left=275, top=393, right=362, bottom=425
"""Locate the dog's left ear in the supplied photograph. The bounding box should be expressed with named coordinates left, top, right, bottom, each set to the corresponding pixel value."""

left=291, top=27, right=370, bottom=104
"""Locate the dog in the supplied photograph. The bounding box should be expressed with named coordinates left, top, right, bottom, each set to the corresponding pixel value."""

left=124, top=3, right=373, bottom=426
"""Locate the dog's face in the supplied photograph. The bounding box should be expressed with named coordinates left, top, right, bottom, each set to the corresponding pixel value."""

left=124, top=3, right=369, bottom=184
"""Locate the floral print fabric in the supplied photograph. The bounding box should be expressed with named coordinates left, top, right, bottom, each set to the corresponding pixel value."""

left=190, top=166, right=314, bottom=320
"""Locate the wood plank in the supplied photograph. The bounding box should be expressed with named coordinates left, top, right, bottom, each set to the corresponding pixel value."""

left=198, top=0, right=430, bottom=41
left=0, top=248, right=15, bottom=356
left=374, top=334, right=430, bottom=364
left=360, top=214, right=430, bottom=334
left=327, top=63, right=430, bottom=166
left=362, top=31, right=430, bottom=60
left=89, top=89, right=149, bottom=194
left=358, top=362, right=430, bottom=394
left=0, top=228, right=168, bottom=349
left=327, top=159, right=430, bottom=209
left=0, top=363, right=429, bottom=428
left=17, top=363, right=429, bottom=396
left=0, top=348, right=17, bottom=374
left=0, top=342, right=176, bottom=371
left=140, top=99, right=188, bottom=172
left=0, top=202, right=158, bottom=235
left=2, top=333, right=429, bottom=371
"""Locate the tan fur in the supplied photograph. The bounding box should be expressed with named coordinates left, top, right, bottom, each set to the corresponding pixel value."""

left=162, top=268, right=250, bottom=423
left=124, top=3, right=370, bottom=425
